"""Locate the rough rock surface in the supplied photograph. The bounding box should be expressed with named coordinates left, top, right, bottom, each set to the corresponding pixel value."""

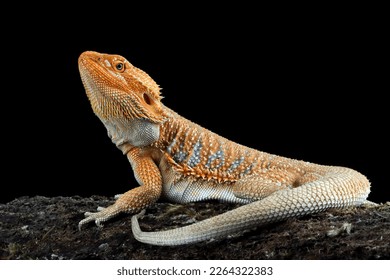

left=0, top=196, right=389, bottom=260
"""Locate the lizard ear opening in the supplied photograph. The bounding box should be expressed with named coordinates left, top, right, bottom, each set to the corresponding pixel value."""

left=143, top=93, right=152, bottom=105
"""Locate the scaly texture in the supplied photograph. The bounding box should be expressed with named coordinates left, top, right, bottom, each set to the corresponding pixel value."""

left=78, top=51, right=371, bottom=246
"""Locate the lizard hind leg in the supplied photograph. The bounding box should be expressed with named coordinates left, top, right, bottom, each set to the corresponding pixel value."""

left=232, top=174, right=291, bottom=201
left=232, top=167, right=326, bottom=202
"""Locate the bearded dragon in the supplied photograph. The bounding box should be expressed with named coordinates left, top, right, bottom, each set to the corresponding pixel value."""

left=77, top=51, right=371, bottom=246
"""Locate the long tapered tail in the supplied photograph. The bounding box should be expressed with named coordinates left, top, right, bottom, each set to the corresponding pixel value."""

left=131, top=166, right=371, bottom=246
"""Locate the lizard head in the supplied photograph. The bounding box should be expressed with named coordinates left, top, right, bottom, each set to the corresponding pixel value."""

left=78, top=51, right=166, bottom=124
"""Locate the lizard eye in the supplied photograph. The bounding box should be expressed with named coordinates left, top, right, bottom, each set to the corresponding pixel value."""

left=114, top=62, right=125, bottom=72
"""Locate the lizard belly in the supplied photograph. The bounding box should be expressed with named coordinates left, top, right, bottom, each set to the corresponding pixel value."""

left=159, top=158, right=250, bottom=204
left=163, top=177, right=251, bottom=204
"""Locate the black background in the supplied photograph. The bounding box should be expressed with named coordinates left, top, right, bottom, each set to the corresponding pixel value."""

left=2, top=6, right=388, bottom=204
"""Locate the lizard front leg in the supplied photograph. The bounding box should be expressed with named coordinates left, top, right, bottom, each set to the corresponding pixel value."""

left=78, top=147, right=162, bottom=229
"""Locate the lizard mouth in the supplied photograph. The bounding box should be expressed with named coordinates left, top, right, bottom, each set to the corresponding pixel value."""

left=78, top=52, right=116, bottom=120
left=78, top=51, right=108, bottom=86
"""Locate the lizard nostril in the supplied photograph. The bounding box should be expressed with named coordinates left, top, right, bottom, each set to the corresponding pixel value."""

left=143, top=93, right=152, bottom=105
